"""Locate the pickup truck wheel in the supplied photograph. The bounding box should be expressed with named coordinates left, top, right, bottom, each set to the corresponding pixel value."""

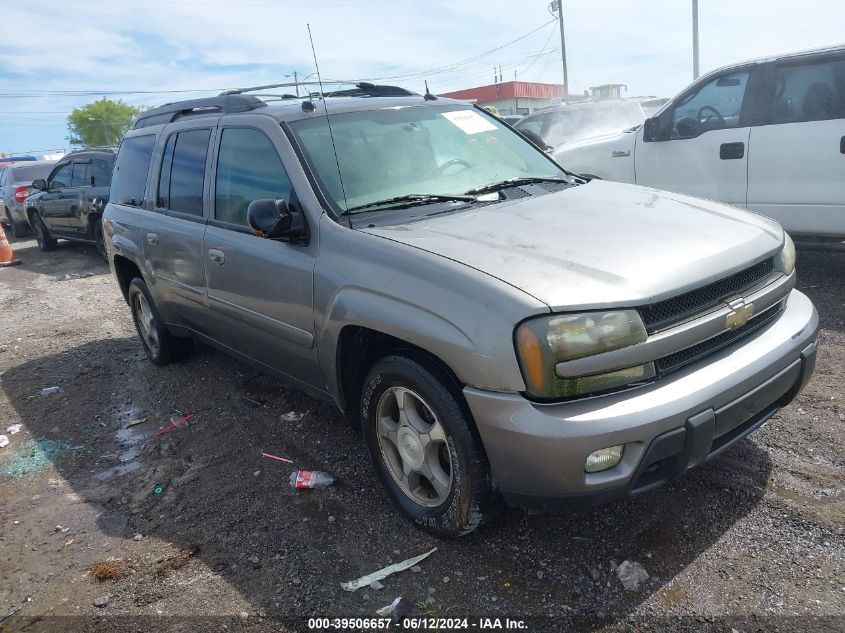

left=361, top=355, right=497, bottom=537
left=32, top=213, right=57, bottom=251
left=128, top=278, right=193, bottom=366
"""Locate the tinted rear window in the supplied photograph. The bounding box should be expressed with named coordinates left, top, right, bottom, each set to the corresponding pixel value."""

left=11, top=164, right=53, bottom=183
left=111, top=135, right=156, bottom=207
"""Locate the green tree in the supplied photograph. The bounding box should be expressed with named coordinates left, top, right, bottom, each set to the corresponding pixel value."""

left=67, top=98, right=141, bottom=147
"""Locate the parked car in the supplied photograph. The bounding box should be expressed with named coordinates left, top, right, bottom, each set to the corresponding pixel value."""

left=0, top=160, right=56, bottom=237
left=514, top=100, right=646, bottom=151
left=104, top=85, right=817, bottom=537
left=25, top=148, right=116, bottom=257
left=554, top=45, right=845, bottom=238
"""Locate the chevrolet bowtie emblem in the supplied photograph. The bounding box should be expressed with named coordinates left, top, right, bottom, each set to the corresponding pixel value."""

left=726, top=298, right=754, bottom=329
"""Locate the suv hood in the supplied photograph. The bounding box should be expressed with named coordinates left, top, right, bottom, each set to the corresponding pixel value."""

left=361, top=180, right=784, bottom=311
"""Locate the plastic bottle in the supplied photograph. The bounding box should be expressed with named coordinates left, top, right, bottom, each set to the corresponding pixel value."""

left=290, top=470, right=336, bottom=490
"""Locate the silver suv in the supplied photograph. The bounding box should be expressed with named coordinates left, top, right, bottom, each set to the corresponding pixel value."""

left=103, top=83, right=819, bottom=537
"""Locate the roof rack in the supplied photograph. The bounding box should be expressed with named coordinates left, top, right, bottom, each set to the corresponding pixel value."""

left=221, top=81, right=416, bottom=98
left=132, top=94, right=265, bottom=129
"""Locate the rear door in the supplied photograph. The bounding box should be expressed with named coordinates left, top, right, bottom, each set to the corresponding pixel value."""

left=39, top=162, right=74, bottom=231
left=635, top=66, right=759, bottom=207
left=202, top=116, right=319, bottom=386
left=145, top=122, right=214, bottom=331
left=747, top=51, right=845, bottom=237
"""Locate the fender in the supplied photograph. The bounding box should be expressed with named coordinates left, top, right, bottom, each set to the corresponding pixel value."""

left=317, top=286, right=522, bottom=404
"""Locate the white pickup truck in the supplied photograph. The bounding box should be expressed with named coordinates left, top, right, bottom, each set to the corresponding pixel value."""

left=553, top=45, right=845, bottom=239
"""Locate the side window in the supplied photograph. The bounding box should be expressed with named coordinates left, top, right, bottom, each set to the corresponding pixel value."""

left=770, top=57, right=845, bottom=124
left=671, top=71, right=750, bottom=139
left=111, top=135, right=156, bottom=207
left=214, top=128, right=292, bottom=226
left=159, top=129, right=210, bottom=216
left=71, top=162, right=90, bottom=188
left=0, top=169, right=7, bottom=187
left=50, top=163, right=72, bottom=189
left=91, top=158, right=112, bottom=187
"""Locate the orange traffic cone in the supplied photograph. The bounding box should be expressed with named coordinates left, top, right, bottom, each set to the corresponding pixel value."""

left=0, top=223, right=21, bottom=267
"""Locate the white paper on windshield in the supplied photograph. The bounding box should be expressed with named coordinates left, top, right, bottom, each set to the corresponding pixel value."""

left=441, top=110, right=497, bottom=135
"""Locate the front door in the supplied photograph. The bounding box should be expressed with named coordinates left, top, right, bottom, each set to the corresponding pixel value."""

left=39, top=162, right=74, bottom=231
left=747, top=53, right=845, bottom=237
left=636, top=68, right=754, bottom=207
left=203, top=119, right=319, bottom=387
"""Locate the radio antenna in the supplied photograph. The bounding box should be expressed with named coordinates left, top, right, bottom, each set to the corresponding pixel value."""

left=307, top=23, right=350, bottom=221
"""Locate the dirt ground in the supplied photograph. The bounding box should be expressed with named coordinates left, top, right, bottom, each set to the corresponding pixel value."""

left=0, top=235, right=843, bottom=633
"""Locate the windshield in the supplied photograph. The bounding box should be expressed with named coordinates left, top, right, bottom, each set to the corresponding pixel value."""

left=289, top=104, right=565, bottom=213
left=516, top=101, right=645, bottom=148
left=11, top=164, right=53, bottom=183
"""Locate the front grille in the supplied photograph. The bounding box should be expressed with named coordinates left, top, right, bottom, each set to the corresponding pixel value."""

left=656, top=304, right=783, bottom=375
left=640, top=258, right=775, bottom=332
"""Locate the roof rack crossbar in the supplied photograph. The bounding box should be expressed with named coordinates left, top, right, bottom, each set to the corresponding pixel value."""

left=132, top=94, right=265, bottom=129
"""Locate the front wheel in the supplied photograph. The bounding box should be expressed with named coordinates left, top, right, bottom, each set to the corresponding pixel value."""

left=128, top=278, right=193, bottom=366
left=361, top=354, right=498, bottom=537
left=31, top=212, right=57, bottom=251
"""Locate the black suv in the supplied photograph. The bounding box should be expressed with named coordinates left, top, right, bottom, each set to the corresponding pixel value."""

left=26, top=148, right=115, bottom=258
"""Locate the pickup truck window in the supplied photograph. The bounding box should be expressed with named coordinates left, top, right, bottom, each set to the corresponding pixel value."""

left=290, top=105, right=564, bottom=214
left=215, top=128, right=292, bottom=226
left=770, top=56, right=845, bottom=124
left=111, top=135, right=155, bottom=207
left=71, top=162, right=89, bottom=188
left=671, top=71, right=749, bottom=139
left=91, top=158, right=112, bottom=187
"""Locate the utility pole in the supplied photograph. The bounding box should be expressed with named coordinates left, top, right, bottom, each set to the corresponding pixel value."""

left=692, top=0, right=700, bottom=79
left=294, top=71, right=299, bottom=97
left=550, top=0, right=568, bottom=98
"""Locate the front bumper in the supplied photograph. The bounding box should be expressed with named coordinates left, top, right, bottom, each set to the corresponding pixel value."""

left=464, top=289, right=819, bottom=507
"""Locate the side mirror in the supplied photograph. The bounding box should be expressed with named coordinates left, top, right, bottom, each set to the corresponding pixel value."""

left=32, top=179, right=47, bottom=191
left=642, top=117, right=660, bottom=142
left=246, top=198, right=306, bottom=241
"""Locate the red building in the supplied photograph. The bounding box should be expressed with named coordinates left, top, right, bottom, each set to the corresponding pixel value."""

left=439, top=81, right=567, bottom=117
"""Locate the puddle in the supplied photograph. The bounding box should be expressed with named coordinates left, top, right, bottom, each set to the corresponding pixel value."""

left=114, top=403, right=144, bottom=426
left=0, top=439, right=84, bottom=478
left=94, top=461, right=142, bottom=481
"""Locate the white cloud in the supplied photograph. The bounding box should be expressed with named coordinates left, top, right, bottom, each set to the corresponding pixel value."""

left=0, top=0, right=843, bottom=153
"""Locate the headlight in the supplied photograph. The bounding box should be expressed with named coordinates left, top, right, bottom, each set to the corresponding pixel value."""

left=774, top=233, right=796, bottom=275
left=516, top=310, right=653, bottom=399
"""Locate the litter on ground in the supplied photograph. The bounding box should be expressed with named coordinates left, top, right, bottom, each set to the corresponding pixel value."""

left=261, top=452, right=294, bottom=464
left=0, top=439, right=84, bottom=478
left=155, top=412, right=195, bottom=437
left=376, top=597, right=414, bottom=621
left=39, top=386, right=62, bottom=396
left=126, top=418, right=148, bottom=428
left=280, top=411, right=305, bottom=422
left=0, top=435, right=8, bottom=448
left=290, top=470, right=335, bottom=489
left=6, top=424, right=21, bottom=435
left=616, top=560, right=649, bottom=591
left=341, top=548, right=438, bottom=592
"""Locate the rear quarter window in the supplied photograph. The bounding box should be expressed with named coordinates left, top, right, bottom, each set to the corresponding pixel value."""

left=111, top=135, right=156, bottom=207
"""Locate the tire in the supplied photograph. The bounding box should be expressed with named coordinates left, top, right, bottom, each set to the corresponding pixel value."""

left=127, top=277, right=193, bottom=366
left=360, top=354, right=498, bottom=537
left=94, top=220, right=107, bottom=260
left=31, top=212, right=57, bottom=251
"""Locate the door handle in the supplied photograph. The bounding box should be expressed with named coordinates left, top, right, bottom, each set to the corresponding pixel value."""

left=840, top=136, right=845, bottom=154
left=208, top=248, right=225, bottom=265
left=146, top=233, right=159, bottom=246
left=719, top=142, right=745, bottom=160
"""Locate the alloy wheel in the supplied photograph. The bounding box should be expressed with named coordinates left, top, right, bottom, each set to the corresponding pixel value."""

left=133, top=292, right=159, bottom=355
left=375, top=386, right=453, bottom=507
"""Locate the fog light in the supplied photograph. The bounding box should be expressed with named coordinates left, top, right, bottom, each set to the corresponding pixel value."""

left=585, top=445, right=624, bottom=473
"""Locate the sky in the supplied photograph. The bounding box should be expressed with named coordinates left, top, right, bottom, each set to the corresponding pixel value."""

left=1, top=0, right=843, bottom=155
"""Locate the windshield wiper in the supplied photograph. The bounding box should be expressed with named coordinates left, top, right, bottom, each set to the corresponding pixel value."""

left=464, top=176, right=572, bottom=195
left=345, top=193, right=478, bottom=214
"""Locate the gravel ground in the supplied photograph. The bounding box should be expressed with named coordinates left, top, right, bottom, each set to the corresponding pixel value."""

left=0, top=235, right=843, bottom=633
